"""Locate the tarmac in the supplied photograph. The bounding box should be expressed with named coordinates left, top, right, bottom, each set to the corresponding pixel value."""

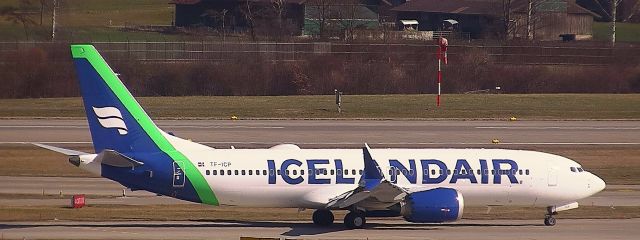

left=1, top=119, right=639, bottom=148
left=1, top=119, right=639, bottom=240
left=1, top=219, right=639, bottom=240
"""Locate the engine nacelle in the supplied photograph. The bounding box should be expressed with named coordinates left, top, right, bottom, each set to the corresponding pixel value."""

left=401, top=188, right=464, bottom=223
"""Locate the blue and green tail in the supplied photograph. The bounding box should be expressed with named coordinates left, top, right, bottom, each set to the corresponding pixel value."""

left=71, top=45, right=218, bottom=205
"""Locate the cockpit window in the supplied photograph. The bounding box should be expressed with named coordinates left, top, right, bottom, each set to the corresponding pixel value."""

left=570, top=167, right=577, bottom=172
left=577, top=167, right=584, bottom=172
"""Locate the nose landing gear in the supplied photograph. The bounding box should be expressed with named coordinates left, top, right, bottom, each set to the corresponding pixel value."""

left=544, top=206, right=557, bottom=226
left=544, top=215, right=557, bottom=226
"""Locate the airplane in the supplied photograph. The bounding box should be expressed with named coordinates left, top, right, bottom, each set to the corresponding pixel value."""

left=35, top=44, right=606, bottom=229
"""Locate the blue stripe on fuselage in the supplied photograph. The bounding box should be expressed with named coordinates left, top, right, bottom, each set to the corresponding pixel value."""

left=266, top=159, right=520, bottom=185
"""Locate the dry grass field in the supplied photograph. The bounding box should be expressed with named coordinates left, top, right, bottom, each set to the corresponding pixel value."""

left=1, top=94, right=640, bottom=120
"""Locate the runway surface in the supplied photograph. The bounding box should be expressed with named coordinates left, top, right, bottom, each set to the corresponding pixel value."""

left=1, top=219, right=639, bottom=240
left=1, top=119, right=639, bottom=240
left=1, top=119, right=639, bottom=148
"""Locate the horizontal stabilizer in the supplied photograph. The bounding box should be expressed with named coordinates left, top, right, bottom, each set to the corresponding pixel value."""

left=32, top=143, right=89, bottom=156
left=96, top=150, right=144, bottom=168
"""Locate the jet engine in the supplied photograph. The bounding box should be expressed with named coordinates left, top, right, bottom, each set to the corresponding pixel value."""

left=401, top=188, right=464, bottom=223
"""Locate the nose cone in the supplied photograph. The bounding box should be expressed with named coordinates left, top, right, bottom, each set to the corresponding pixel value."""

left=590, top=174, right=606, bottom=195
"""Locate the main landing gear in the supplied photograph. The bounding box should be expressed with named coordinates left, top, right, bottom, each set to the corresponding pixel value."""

left=344, top=210, right=366, bottom=229
left=312, top=209, right=334, bottom=226
left=312, top=209, right=367, bottom=229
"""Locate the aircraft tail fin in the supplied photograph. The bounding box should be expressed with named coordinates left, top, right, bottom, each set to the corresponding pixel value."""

left=71, top=45, right=220, bottom=205
left=71, top=44, right=168, bottom=154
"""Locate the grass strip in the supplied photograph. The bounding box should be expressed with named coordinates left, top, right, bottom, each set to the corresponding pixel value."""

left=2, top=94, right=640, bottom=120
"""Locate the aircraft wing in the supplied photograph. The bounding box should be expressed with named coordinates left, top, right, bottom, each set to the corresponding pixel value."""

left=326, top=144, right=408, bottom=210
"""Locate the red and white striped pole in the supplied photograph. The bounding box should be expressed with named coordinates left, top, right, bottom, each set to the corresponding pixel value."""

left=437, top=37, right=448, bottom=107
left=437, top=43, right=442, bottom=107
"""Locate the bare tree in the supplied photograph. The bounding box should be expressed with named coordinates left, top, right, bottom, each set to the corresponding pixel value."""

left=526, top=0, right=535, bottom=39
left=611, top=0, right=620, bottom=45
left=587, top=0, right=623, bottom=46
left=271, top=0, right=286, bottom=29
left=337, top=1, right=371, bottom=41
left=502, top=0, right=555, bottom=40
left=307, top=0, right=336, bottom=39
left=525, top=0, right=553, bottom=40
left=503, top=0, right=514, bottom=39
left=38, top=0, right=50, bottom=25
left=241, top=0, right=258, bottom=40
left=0, top=0, right=37, bottom=39
left=202, top=9, right=227, bottom=29
left=624, top=1, right=640, bottom=21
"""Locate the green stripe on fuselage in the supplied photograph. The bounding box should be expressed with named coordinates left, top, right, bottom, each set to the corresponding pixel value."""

left=71, top=45, right=219, bottom=206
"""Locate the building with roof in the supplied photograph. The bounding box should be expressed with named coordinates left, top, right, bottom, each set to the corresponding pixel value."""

left=391, top=0, right=599, bottom=40
left=170, top=0, right=404, bottom=38
left=391, top=0, right=500, bottom=38
left=170, top=0, right=307, bottom=36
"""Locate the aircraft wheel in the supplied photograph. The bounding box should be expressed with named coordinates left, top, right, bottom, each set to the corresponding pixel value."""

left=544, top=216, right=556, bottom=226
left=312, top=209, right=334, bottom=226
left=344, top=210, right=366, bottom=229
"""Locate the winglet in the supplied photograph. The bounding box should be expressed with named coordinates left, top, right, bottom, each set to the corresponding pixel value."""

left=361, top=143, right=385, bottom=190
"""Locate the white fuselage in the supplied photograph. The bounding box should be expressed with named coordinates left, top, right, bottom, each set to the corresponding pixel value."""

left=177, top=146, right=605, bottom=209
left=78, top=138, right=605, bottom=209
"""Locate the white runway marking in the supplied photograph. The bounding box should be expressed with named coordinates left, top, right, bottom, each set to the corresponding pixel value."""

left=0, top=142, right=92, bottom=144
left=0, top=126, right=87, bottom=128
left=3, top=141, right=639, bottom=146
left=201, top=142, right=640, bottom=146
left=0, top=125, right=284, bottom=129
left=476, top=126, right=640, bottom=130
left=168, top=125, right=285, bottom=129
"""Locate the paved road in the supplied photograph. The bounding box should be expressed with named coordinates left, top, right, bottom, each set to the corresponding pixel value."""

left=1, top=120, right=639, bottom=148
left=1, top=219, right=638, bottom=240
left=0, top=176, right=638, bottom=207
left=1, top=120, right=638, bottom=239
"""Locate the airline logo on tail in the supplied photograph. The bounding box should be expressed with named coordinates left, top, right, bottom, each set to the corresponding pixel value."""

left=92, top=106, right=128, bottom=135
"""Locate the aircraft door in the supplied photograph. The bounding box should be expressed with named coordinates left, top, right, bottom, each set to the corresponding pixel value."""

left=173, top=162, right=185, bottom=188
left=548, top=167, right=558, bottom=187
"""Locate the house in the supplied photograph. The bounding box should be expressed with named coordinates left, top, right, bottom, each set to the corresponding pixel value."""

left=509, top=0, right=600, bottom=40
left=170, top=0, right=307, bottom=35
left=391, top=0, right=599, bottom=40
left=391, top=0, right=501, bottom=39
left=303, top=0, right=381, bottom=36
left=170, top=0, right=405, bottom=37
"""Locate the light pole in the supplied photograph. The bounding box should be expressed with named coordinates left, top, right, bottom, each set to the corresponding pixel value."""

left=51, top=0, right=57, bottom=41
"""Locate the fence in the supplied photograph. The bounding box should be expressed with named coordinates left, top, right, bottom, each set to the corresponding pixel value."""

left=1, top=41, right=639, bottom=98
left=2, top=41, right=639, bottom=66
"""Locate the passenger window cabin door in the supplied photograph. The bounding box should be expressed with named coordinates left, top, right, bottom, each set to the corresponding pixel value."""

left=173, top=161, right=185, bottom=188
left=548, top=167, right=558, bottom=187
